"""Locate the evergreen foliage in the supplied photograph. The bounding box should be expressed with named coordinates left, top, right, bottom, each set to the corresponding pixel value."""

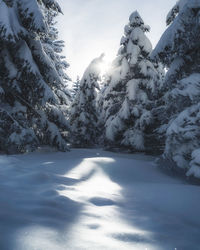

left=102, top=11, right=163, bottom=151
left=152, top=0, right=200, bottom=176
left=42, top=8, right=72, bottom=106
left=0, top=0, right=70, bottom=153
left=71, top=76, right=80, bottom=99
left=69, top=55, right=103, bottom=147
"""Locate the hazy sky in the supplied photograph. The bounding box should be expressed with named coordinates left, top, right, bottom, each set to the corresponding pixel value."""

left=57, top=0, right=176, bottom=81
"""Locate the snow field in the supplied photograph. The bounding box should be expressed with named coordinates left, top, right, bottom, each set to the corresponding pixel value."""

left=0, top=149, right=200, bottom=249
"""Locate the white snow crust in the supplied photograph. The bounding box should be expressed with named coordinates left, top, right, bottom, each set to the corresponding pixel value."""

left=0, top=149, right=200, bottom=250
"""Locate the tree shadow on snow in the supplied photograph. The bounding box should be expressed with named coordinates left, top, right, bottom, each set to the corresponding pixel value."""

left=1, top=150, right=200, bottom=250
left=95, top=154, right=200, bottom=250
left=0, top=152, right=87, bottom=250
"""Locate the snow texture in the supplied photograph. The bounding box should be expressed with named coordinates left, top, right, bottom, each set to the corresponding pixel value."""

left=0, top=149, right=200, bottom=250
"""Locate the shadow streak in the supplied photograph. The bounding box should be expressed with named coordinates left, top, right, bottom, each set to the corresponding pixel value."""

left=0, top=152, right=85, bottom=250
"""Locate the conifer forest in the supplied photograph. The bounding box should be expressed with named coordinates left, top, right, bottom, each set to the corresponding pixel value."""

left=0, top=1, right=200, bottom=249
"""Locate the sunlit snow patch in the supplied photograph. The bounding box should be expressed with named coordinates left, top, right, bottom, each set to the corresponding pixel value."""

left=59, top=157, right=121, bottom=203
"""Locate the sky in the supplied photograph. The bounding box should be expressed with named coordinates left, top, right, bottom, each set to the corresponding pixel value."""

left=57, top=0, right=176, bottom=81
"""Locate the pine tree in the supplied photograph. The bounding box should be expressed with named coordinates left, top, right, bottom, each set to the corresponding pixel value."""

left=152, top=0, right=200, bottom=176
left=0, top=0, right=70, bottom=153
left=42, top=7, right=72, bottom=119
left=187, top=148, right=200, bottom=179
left=42, top=7, right=72, bottom=107
left=69, top=55, right=104, bottom=147
left=102, top=11, right=163, bottom=151
left=71, top=76, right=80, bottom=99
left=97, top=71, right=111, bottom=145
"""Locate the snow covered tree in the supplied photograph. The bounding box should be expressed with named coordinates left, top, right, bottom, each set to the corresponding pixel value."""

left=102, top=11, right=163, bottom=151
left=164, top=101, right=200, bottom=172
left=69, top=55, right=104, bottom=147
left=71, top=76, right=80, bottom=99
left=42, top=7, right=72, bottom=107
left=152, top=0, right=200, bottom=175
left=0, top=0, right=70, bottom=153
left=187, top=148, right=200, bottom=179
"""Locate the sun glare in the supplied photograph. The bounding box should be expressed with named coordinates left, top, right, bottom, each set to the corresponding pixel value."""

left=98, top=55, right=112, bottom=75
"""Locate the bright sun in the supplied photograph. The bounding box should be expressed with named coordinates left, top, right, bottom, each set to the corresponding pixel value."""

left=98, top=55, right=112, bottom=75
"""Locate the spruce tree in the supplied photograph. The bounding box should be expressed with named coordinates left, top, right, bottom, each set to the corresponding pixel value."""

left=152, top=0, right=200, bottom=176
left=69, top=55, right=104, bottom=147
left=0, top=0, right=70, bottom=153
left=42, top=7, right=72, bottom=119
left=42, top=7, right=72, bottom=107
left=71, top=76, right=80, bottom=99
left=187, top=148, right=200, bottom=179
left=102, top=11, right=163, bottom=151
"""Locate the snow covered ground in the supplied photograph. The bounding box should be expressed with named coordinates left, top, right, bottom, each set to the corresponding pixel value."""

left=0, top=149, right=200, bottom=250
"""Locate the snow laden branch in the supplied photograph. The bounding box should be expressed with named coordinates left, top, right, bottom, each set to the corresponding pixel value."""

left=0, top=0, right=71, bottom=153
